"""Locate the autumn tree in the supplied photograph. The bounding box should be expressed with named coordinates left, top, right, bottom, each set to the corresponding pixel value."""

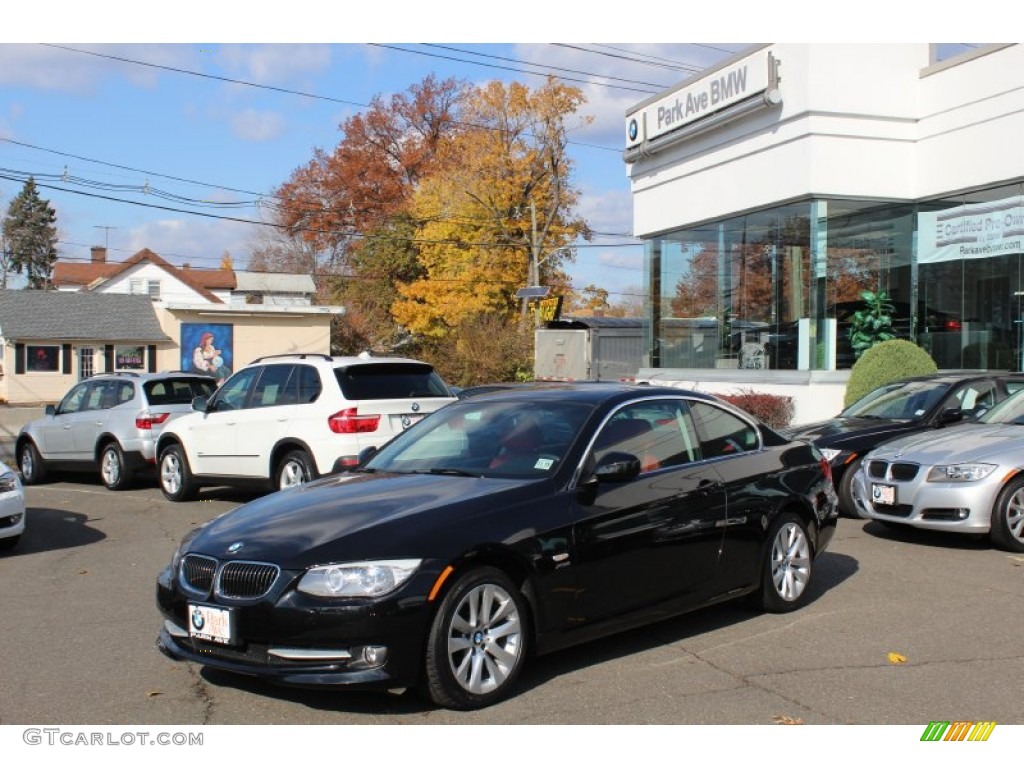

left=3, top=177, right=58, bottom=289
left=392, top=77, right=592, bottom=338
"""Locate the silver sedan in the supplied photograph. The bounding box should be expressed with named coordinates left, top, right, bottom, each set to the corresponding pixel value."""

left=850, top=389, right=1024, bottom=551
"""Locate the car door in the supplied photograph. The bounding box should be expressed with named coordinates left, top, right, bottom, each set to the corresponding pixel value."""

left=688, top=399, right=779, bottom=593
left=569, top=398, right=727, bottom=625
left=232, top=364, right=299, bottom=477
left=35, top=381, right=91, bottom=460
left=186, top=366, right=261, bottom=476
left=69, top=379, right=120, bottom=458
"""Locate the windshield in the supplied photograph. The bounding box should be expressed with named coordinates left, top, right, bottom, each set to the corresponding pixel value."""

left=841, top=381, right=949, bottom=420
left=364, top=399, right=594, bottom=478
left=979, top=389, right=1024, bottom=425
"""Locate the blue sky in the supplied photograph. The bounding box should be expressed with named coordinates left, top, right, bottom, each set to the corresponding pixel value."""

left=0, top=3, right=990, bottom=302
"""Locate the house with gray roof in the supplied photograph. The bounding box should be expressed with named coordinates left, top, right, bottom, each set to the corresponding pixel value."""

left=0, top=289, right=171, bottom=404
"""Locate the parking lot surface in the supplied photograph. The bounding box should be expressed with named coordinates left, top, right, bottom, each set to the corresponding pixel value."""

left=2, top=476, right=1023, bottom=725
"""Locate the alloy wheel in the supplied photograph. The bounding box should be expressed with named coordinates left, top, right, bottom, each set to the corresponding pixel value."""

left=770, top=521, right=811, bottom=602
left=446, top=583, right=524, bottom=695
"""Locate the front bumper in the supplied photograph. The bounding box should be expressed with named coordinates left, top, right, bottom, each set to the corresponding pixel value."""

left=0, top=490, right=25, bottom=538
left=155, top=563, right=437, bottom=690
left=851, top=466, right=1001, bottom=534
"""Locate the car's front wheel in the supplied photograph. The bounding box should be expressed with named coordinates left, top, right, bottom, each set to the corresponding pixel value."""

left=276, top=450, right=314, bottom=490
left=990, top=476, right=1024, bottom=552
left=100, top=442, right=132, bottom=491
left=18, top=441, right=47, bottom=485
left=423, top=566, right=529, bottom=710
left=758, top=512, right=813, bottom=612
left=159, top=444, right=199, bottom=502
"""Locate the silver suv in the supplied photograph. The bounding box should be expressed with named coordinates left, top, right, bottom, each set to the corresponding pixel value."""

left=155, top=354, right=456, bottom=501
left=16, top=372, right=217, bottom=490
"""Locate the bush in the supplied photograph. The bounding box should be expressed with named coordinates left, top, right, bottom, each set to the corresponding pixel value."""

left=844, top=339, right=937, bottom=408
left=719, top=389, right=795, bottom=429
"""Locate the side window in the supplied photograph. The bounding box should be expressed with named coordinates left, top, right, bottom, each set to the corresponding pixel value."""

left=689, top=401, right=759, bottom=459
left=83, top=381, right=109, bottom=411
left=297, top=365, right=322, bottom=403
left=592, top=400, right=701, bottom=473
left=58, top=383, right=90, bottom=414
left=210, top=367, right=260, bottom=411
left=945, top=381, right=996, bottom=417
left=251, top=365, right=296, bottom=408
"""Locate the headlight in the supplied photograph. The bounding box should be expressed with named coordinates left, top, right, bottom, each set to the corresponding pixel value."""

left=819, top=448, right=843, bottom=463
left=926, top=463, right=997, bottom=482
left=298, top=559, right=421, bottom=598
left=0, top=471, right=20, bottom=493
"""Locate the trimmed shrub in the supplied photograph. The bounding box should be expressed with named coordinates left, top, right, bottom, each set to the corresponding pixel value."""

left=719, top=389, right=795, bottom=429
left=844, top=339, right=938, bottom=408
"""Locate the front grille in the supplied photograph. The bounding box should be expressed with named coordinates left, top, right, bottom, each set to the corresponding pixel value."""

left=181, top=554, right=217, bottom=594
left=890, top=463, right=920, bottom=481
left=218, top=561, right=280, bottom=599
left=867, top=461, right=919, bottom=481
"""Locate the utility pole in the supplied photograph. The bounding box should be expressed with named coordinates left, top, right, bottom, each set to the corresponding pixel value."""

left=93, top=225, right=117, bottom=248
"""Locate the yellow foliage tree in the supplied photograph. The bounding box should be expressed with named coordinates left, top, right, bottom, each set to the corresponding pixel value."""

left=392, top=77, right=592, bottom=337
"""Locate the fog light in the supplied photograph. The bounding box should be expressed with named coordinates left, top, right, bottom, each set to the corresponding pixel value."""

left=956, top=508, right=970, bottom=520
left=351, top=645, right=388, bottom=669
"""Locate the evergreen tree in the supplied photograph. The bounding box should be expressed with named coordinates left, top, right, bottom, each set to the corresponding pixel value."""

left=3, top=177, right=58, bottom=289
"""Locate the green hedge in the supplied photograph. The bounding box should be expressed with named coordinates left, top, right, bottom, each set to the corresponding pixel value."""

left=844, top=339, right=938, bottom=408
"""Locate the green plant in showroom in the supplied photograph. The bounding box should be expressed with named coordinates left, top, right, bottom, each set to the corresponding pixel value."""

left=848, top=289, right=897, bottom=359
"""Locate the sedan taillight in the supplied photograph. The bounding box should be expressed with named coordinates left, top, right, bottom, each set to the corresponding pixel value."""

left=136, top=411, right=171, bottom=430
left=328, top=408, right=380, bottom=434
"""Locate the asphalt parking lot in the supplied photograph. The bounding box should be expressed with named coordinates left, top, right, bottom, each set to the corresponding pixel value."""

left=1, top=474, right=1023, bottom=726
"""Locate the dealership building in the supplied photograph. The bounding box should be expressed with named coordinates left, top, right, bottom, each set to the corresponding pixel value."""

left=624, top=43, right=1024, bottom=420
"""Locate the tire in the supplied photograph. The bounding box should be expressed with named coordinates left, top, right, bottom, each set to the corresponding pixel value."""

left=423, top=566, right=529, bottom=710
left=159, top=444, right=199, bottom=502
left=276, top=450, right=315, bottom=490
left=18, top=441, right=47, bottom=485
left=758, top=512, right=814, bottom=613
left=100, top=442, right=133, bottom=491
left=990, top=476, right=1024, bottom=552
left=837, top=457, right=863, bottom=518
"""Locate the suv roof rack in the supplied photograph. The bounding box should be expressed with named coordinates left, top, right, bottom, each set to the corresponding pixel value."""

left=101, top=371, right=141, bottom=378
left=248, top=353, right=334, bottom=364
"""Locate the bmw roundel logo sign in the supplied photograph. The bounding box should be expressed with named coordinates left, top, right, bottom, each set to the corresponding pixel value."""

left=628, top=118, right=638, bottom=142
left=191, top=607, right=205, bottom=631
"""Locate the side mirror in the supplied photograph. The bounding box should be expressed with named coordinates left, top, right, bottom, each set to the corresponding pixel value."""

left=357, top=446, right=378, bottom=466
left=191, top=395, right=209, bottom=413
left=937, top=407, right=963, bottom=425
left=45, top=404, right=56, bottom=416
left=593, top=451, right=642, bottom=482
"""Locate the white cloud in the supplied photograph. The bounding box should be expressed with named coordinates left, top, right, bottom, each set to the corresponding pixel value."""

left=0, top=43, right=198, bottom=93
left=218, top=44, right=332, bottom=83
left=121, top=217, right=256, bottom=269
left=230, top=109, right=287, bottom=142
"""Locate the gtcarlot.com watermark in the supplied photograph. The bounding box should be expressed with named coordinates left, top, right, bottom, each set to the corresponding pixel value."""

left=23, top=728, right=203, bottom=747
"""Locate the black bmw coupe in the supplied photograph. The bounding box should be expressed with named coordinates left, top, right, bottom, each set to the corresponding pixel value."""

left=156, top=384, right=838, bottom=709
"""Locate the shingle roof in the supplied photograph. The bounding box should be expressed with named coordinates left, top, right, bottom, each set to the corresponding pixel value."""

left=52, top=248, right=232, bottom=302
left=0, top=289, right=171, bottom=342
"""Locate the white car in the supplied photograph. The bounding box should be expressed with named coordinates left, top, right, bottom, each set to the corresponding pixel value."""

left=0, top=459, right=26, bottom=550
left=155, top=354, right=457, bottom=501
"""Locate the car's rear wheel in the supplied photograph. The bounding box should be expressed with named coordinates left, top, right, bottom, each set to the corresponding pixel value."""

left=100, top=442, right=133, bottom=491
left=276, top=450, right=314, bottom=490
left=18, top=441, right=47, bottom=485
left=423, top=566, right=528, bottom=710
left=159, top=444, right=199, bottom=502
left=758, top=512, right=813, bottom=612
left=990, top=476, right=1024, bottom=552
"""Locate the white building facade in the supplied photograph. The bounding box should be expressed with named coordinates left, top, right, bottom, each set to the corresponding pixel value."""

left=625, top=43, right=1024, bottom=422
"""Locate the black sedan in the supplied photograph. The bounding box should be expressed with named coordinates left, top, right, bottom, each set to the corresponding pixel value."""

left=785, top=373, right=1024, bottom=517
left=156, top=384, right=838, bottom=710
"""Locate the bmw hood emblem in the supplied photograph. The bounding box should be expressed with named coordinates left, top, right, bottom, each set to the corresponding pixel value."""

left=411, top=402, right=420, bottom=412
left=227, top=541, right=244, bottom=554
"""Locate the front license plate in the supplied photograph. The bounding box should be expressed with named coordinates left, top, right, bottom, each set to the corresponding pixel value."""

left=188, top=603, right=235, bottom=645
left=872, top=483, right=897, bottom=506
left=392, top=413, right=425, bottom=431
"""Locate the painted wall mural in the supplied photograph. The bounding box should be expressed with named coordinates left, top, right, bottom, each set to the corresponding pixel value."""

left=181, top=323, right=233, bottom=385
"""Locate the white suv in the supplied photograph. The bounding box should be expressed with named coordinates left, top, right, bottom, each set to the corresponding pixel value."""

left=155, top=354, right=456, bottom=501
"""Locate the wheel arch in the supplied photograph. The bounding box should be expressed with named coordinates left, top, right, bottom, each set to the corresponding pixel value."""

left=93, top=433, right=122, bottom=461
left=268, top=438, right=319, bottom=478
